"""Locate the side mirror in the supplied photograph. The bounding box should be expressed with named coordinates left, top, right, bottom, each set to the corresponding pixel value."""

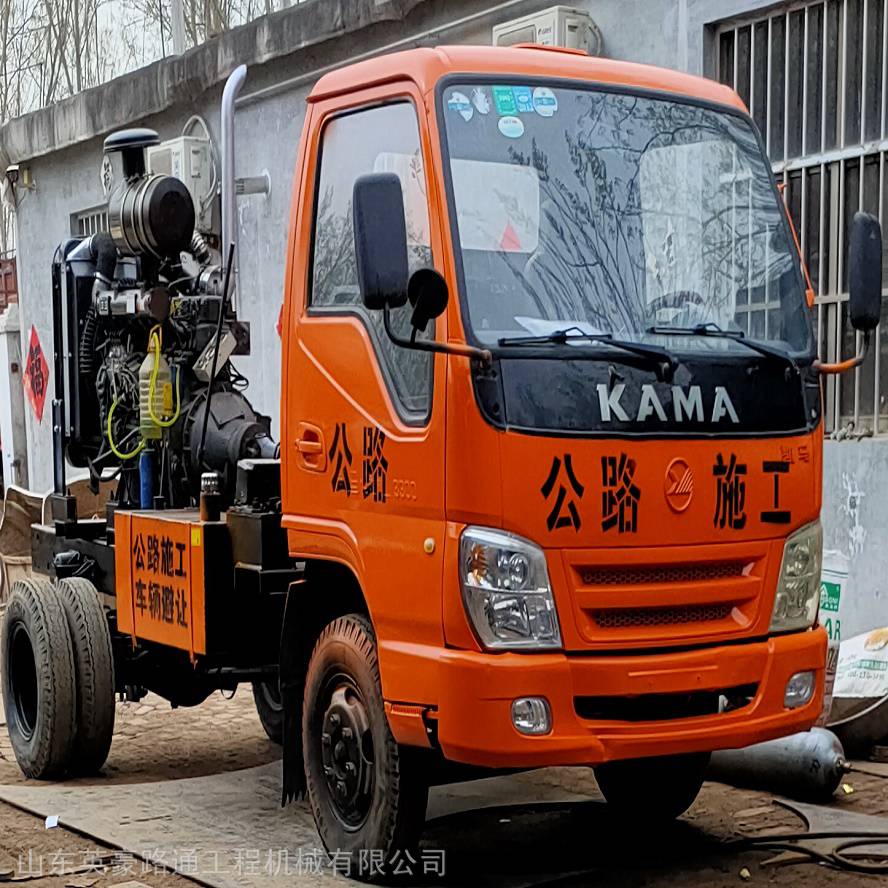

left=849, top=211, right=883, bottom=332
left=353, top=173, right=409, bottom=310
left=407, top=268, right=449, bottom=332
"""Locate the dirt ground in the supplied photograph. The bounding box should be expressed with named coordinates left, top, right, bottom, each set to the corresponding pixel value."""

left=0, top=690, right=278, bottom=886
left=0, top=802, right=198, bottom=887
left=0, top=689, right=281, bottom=787
left=0, top=689, right=887, bottom=886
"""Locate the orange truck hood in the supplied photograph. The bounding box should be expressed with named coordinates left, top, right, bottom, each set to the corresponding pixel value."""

left=494, top=430, right=822, bottom=651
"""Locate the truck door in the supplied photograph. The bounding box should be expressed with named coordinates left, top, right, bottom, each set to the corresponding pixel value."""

left=281, top=87, right=447, bottom=697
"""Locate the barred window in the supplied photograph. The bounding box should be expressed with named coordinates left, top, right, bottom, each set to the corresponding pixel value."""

left=717, top=0, right=888, bottom=436
left=71, top=206, right=108, bottom=238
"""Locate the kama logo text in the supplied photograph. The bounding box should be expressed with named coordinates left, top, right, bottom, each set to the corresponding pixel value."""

left=597, top=384, right=739, bottom=424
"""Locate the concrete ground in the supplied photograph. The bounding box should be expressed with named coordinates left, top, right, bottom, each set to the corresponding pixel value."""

left=0, top=690, right=887, bottom=887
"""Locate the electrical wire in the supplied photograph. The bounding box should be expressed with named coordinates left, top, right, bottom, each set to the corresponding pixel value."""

left=738, top=830, right=888, bottom=875
left=88, top=428, right=138, bottom=483
left=106, top=399, right=145, bottom=460
left=227, top=362, right=250, bottom=391
left=182, top=114, right=218, bottom=219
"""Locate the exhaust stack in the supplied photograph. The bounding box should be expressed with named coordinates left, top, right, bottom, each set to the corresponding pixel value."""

left=221, top=64, right=247, bottom=311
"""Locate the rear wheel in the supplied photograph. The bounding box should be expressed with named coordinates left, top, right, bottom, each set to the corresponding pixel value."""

left=594, top=752, right=710, bottom=822
left=303, top=614, right=428, bottom=882
left=252, top=678, right=284, bottom=744
left=1, top=577, right=77, bottom=779
left=55, top=577, right=115, bottom=774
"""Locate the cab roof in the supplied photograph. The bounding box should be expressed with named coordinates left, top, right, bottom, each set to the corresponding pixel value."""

left=309, top=44, right=745, bottom=113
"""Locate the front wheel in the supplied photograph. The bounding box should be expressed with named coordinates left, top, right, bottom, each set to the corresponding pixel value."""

left=594, top=752, right=710, bottom=822
left=303, top=614, right=428, bottom=882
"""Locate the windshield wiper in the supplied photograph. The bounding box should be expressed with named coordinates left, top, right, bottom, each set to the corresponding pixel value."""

left=646, top=322, right=798, bottom=370
left=498, top=327, right=679, bottom=382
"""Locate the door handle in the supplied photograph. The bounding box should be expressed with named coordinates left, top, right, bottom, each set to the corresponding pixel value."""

left=295, top=422, right=326, bottom=472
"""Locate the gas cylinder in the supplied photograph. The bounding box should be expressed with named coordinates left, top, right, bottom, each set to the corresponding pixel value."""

left=708, top=728, right=848, bottom=802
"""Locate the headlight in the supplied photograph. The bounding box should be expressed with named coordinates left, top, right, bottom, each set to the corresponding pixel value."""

left=770, top=520, right=823, bottom=633
left=459, top=526, right=561, bottom=650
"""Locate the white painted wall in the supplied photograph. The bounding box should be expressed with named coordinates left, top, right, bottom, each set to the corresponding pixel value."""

left=0, top=304, right=28, bottom=488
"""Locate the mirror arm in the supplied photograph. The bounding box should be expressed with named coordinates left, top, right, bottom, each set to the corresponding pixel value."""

left=778, top=182, right=816, bottom=307
left=383, top=304, right=492, bottom=365
left=814, top=331, right=870, bottom=375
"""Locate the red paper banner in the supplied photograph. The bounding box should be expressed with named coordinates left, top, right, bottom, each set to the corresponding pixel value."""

left=23, top=324, right=48, bottom=423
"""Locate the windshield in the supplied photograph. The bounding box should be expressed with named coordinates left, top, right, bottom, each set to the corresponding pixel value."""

left=440, top=81, right=813, bottom=355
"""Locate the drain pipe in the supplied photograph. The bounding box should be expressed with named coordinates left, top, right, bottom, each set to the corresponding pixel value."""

left=221, top=64, right=246, bottom=312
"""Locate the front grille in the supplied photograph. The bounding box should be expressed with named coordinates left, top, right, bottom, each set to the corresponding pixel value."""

left=574, top=684, right=758, bottom=722
left=579, top=561, right=749, bottom=586
left=591, top=603, right=734, bottom=629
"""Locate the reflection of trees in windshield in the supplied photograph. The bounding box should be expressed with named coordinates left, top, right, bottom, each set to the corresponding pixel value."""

left=313, top=187, right=355, bottom=305
left=448, top=87, right=803, bottom=347
left=312, top=188, right=433, bottom=416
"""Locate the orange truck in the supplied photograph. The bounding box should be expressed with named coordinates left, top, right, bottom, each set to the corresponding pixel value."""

left=2, top=44, right=884, bottom=879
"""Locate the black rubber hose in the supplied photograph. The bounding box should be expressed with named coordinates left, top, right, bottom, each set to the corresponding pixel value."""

left=78, top=232, right=116, bottom=377
left=79, top=308, right=98, bottom=375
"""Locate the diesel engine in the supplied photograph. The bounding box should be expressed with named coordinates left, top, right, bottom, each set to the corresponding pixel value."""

left=53, top=127, right=275, bottom=510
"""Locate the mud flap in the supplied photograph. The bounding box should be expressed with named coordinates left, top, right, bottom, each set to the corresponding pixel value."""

left=280, top=580, right=308, bottom=804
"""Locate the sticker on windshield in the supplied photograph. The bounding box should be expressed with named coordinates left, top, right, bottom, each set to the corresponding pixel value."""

left=498, top=115, right=525, bottom=138
left=471, top=87, right=491, bottom=115
left=492, top=85, right=518, bottom=115
left=513, top=85, right=534, bottom=113
left=532, top=86, right=558, bottom=117
left=448, top=91, right=473, bottom=121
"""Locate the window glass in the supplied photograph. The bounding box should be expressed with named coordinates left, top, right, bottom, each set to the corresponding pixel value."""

left=441, top=83, right=811, bottom=356
left=311, top=102, right=433, bottom=418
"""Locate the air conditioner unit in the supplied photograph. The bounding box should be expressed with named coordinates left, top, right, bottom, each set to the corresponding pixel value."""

left=492, top=6, right=602, bottom=55
left=147, top=136, right=214, bottom=232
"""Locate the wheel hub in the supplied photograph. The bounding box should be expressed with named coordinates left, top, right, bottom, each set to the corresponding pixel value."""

left=320, top=682, right=374, bottom=827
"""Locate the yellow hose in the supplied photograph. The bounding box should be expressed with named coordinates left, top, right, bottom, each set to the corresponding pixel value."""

left=106, top=327, right=180, bottom=461
left=107, top=399, right=145, bottom=460
left=147, top=328, right=181, bottom=429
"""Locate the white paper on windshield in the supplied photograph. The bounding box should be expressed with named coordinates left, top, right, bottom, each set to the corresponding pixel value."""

left=450, top=159, right=540, bottom=253
left=514, top=317, right=606, bottom=344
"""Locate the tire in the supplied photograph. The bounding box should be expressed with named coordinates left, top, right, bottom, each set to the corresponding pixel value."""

left=594, top=752, right=710, bottom=822
left=1, top=577, right=77, bottom=779
left=55, top=577, right=115, bottom=774
left=303, top=614, right=429, bottom=882
left=252, top=678, right=284, bottom=744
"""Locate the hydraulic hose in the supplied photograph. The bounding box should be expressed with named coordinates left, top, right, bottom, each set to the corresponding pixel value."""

left=107, top=399, right=145, bottom=460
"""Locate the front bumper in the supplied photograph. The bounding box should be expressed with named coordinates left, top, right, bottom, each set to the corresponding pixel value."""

left=385, top=627, right=826, bottom=768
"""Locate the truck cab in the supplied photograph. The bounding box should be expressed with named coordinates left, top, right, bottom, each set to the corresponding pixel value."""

left=267, top=44, right=888, bottom=866
left=282, top=43, right=834, bottom=803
